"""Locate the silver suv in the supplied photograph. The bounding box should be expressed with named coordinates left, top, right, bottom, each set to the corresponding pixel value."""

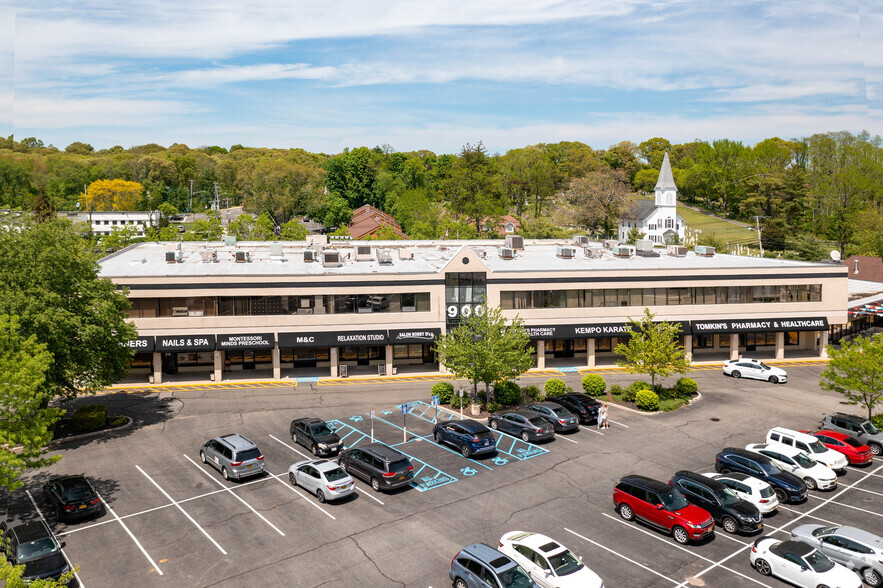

left=790, top=524, right=883, bottom=587
left=200, top=434, right=265, bottom=480
left=821, top=413, right=883, bottom=456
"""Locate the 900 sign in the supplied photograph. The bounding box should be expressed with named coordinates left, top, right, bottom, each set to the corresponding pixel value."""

left=446, top=304, right=485, bottom=319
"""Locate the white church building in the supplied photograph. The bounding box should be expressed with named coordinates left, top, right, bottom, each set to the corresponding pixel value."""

left=618, top=152, right=686, bottom=245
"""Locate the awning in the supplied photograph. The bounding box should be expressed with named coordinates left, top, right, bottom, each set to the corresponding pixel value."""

left=691, top=317, right=828, bottom=334
left=216, top=333, right=275, bottom=350
left=155, top=335, right=216, bottom=352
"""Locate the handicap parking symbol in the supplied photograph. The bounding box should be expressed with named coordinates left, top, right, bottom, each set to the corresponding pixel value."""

left=349, top=415, right=363, bottom=422
left=382, top=410, right=393, bottom=415
left=492, top=456, right=509, bottom=466
left=460, top=466, right=477, bottom=477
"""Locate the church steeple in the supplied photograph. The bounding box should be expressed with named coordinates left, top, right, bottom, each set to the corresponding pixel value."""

left=654, top=152, right=677, bottom=208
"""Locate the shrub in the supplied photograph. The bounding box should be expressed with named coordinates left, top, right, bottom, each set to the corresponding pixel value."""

left=609, top=384, right=623, bottom=399
left=872, top=414, right=883, bottom=429
left=636, top=389, right=660, bottom=411
left=623, top=381, right=651, bottom=403
left=676, top=377, right=698, bottom=397
left=110, top=415, right=127, bottom=427
left=450, top=394, right=470, bottom=409
left=581, top=374, right=606, bottom=397
left=522, top=384, right=545, bottom=402
left=476, top=391, right=487, bottom=404
left=432, top=382, right=454, bottom=404
left=493, top=381, right=522, bottom=406
left=545, top=378, right=566, bottom=396
left=72, top=405, right=107, bottom=434
left=659, top=398, right=688, bottom=412
left=486, top=401, right=501, bottom=414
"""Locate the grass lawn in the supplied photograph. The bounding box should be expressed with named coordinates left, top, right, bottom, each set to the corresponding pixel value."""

left=676, top=202, right=759, bottom=249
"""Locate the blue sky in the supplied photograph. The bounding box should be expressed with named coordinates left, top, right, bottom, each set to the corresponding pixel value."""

left=2, top=0, right=881, bottom=155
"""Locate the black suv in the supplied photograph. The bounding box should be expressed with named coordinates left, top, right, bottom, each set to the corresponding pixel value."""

left=715, top=447, right=807, bottom=503
left=0, top=519, right=69, bottom=582
left=548, top=393, right=601, bottom=424
left=337, top=443, right=414, bottom=492
left=290, top=417, right=342, bottom=456
left=669, top=470, right=763, bottom=534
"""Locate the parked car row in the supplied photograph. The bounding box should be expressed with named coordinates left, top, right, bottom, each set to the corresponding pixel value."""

left=486, top=393, right=603, bottom=443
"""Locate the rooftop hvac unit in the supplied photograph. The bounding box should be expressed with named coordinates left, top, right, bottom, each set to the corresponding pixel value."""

left=323, top=250, right=342, bottom=267
left=498, top=247, right=516, bottom=260
left=635, top=238, right=653, bottom=252
left=355, top=245, right=373, bottom=261
left=694, top=245, right=715, bottom=257
left=234, top=250, right=250, bottom=263
left=377, top=249, right=393, bottom=265
left=573, top=235, right=590, bottom=246
left=636, top=249, right=660, bottom=258
left=269, top=243, right=285, bottom=260
left=612, top=245, right=636, bottom=258
left=584, top=245, right=603, bottom=259
left=165, top=250, right=182, bottom=263
left=556, top=245, right=576, bottom=259
left=603, top=239, right=619, bottom=250
left=199, top=249, right=217, bottom=263
left=667, top=245, right=688, bottom=257
left=303, top=250, right=318, bottom=262
left=398, top=248, right=414, bottom=260
left=224, top=235, right=237, bottom=246
left=504, top=235, right=524, bottom=250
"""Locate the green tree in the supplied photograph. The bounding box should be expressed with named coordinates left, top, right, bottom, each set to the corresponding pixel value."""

left=820, top=333, right=883, bottom=420
left=0, top=557, right=76, bottom=588
left=615, top=309, right=691, bottom=388
left=279, top=220, right=308, bottom=240
left=567, top=169, right=631, bottom=236
left=443, top=142, right=505, bottom=232
left=0, top=315, right=62, bottom=491
left=187, top=211, right=223, bottom=240
left=0, top=218, right=136, bottom=400
left=100, top=225, right=141, bottom=252
left=625, top=227, right=646, bottom=245
left=434, top=306, right=533, bottom=403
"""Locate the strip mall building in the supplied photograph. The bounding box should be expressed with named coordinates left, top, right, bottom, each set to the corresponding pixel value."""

left=100, top=237, right=848, bottom=383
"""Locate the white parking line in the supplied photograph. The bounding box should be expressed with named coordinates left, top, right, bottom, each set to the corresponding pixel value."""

left=183, top=454, right=285, bottom=536
left=807, top=494, right=883, bottom=518
left=556, top=433, right=579, bottom=444
left=135, top=465, right=227, bottom=554
left=601, top=513, right=773, bottom=588
left=267, top=471, right=336, bottom=520
left=775, top=505, right=840, bottom=526
left=24, top=490, right=86, bottom=588
left=95, top=490, right=163, bottom=575
left=851, top=485, right=883, bottom=499
left=608, top=419, right=629, bottom=428
left=268, top=434, right=311, bottom=460
left=579, top=426, right=604, bottom=436
left=354, top=484, right=385, bottom=505
left=563, top=527, right=679, bottom=585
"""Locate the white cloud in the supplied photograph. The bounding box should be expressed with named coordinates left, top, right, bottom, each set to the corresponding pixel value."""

left=708, top=82, right=865, bottom=103
left=13, top=96, right=200, bottom=128
left=164, top=63, right=338, bottom=87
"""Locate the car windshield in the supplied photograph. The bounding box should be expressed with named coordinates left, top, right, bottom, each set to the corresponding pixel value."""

left=863, top=422, right=880, bottom=435
left=17, top=537, right=58, bottom=561
left=716, top=488, right=741, bottom=506
left=811, top=526, right=839, bottom=537
left=548, top=550, right=584, bottom=576
left=758, top=461, right=782, bottom=475
left=528, top=417, right=548, bottom=427
left=475, top=431, right=494, bottom=440
left=793, top=452, right=817, bottom=469
left=758, top=362, right=771, bottom=369
left=759, top=486, right=775, bottom=498
left=498, top=566, right=533, bottom=588
left=236, top=448, right=262, bottom=461
left=805, top=550, right=835, bottom=573
left=843, top=437, right=863, bottom=448
left=658, top=487, right=690, bottom=511
left=63, top=483, right=94, bottom=501
left=324, top=468, right=348, bottom=482
left=388, top=459, right=411, bottom=473
left=807, top=440, right=827, bottom=454
left=310, top=424, right=334, bottom=436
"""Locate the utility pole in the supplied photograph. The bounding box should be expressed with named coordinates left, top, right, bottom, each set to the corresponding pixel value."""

left=753, top=215, right=764, bottom=258
left=188, top=180, right=195, bottom=215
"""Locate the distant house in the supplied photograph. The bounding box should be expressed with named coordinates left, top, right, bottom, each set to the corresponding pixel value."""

left=618, top=152, right=686, bottom=245
left=843, top=255, right=883, bottom=283
left=347, top=204, right=408, bottom=239
left=58, top=210, right=160, bottom=237
left=481, top=215, right=521, bottom=235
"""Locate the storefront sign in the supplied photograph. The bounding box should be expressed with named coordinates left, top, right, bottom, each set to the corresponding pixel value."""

left=216, top=333, right=275, bottom=349
left=525, top=325, right=574, bottom=340
left=279, top=330, right=388, bottom=348
left=126, top=336, right=155, bottom=353
left=526, top=320, right=691, bottom=340
left=388, top=328, right=441, bottom=344
left=691, top=317, right=828, bottom=334
left=155, top=335, right=216, bottom=352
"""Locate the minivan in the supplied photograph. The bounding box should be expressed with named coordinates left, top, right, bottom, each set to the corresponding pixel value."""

left=766, top=427, right=848, bottom=472
left=450, top=542, right=536, bottom=588
left=200, top=434, right=265, bottom=480
left=669, top=470, right=763, bottom=534
left=337, top=443, right=414, bottom=492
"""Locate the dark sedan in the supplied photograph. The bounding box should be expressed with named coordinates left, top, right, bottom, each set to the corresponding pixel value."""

left=290, top=417, right=342, bottom=456
left=523, top=401, right=580, bottom=432
left=433, top=419, right=497, bottom=457
left=549, top=393, right=601, bottom=424
left=43, top=475, right=102, bottom=521
left=487, top=410, right=555, bottom=442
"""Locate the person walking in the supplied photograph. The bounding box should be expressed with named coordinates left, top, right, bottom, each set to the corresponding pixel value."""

left=598, top=402, right=609, bottom=429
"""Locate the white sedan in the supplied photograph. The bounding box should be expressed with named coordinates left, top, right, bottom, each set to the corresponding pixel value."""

left=750, top=537, right=861, bottom=588
left=702, top=472, right=779, bottom=514
left=498, top=531, right=603, bottom=588
left=288, top=459, right=355, bottom=503
left=746, top=443, right=837, bottom=491
left=723, top=358, right=787, bottom=383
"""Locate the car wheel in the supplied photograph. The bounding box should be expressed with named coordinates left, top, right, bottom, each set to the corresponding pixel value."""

left=619, top=503, right=634, bottom=521
left=672, top=526, right=690, bottom=545
left=768, top=375, right=778, bottom=384
left=521, top=431, right=530, bottom=442
left=434, top=431, right=442, bottom=443
left=722, top=517, right=738, bottom=534
left=371, top=477, right=381, bottom=492
left=720, top=468, right=732, bottom=475
left=222, top=467, right=229, bottom=481
left=804, top=477, right=817, bottom=490
left=200, top=450, right=207, bottom=464
left=454, top=579, right=468, bottom=588
left=490, top=420, right=499, bottom=430
left=816, top=585, right=830, bottom=588
left=774, top=487, right=788, bottom=502
left=754, top=558, right=772, bottom=576
left=460, top=444, right=471, bottom=458
left=870, top=443, right=882, bottom=456
left=731, top=370, right=741, bottom=379
left=862, top=567, right=882, bottom=587
left=289, top=472, right=297, bottom=486
left=311, top=444, right=318, bottom=456
left=316, top=489, right=326, bottom=503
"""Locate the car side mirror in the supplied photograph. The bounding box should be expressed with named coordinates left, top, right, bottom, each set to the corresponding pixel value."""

left=544, top=568, right=552, bottom=575
left=656, top=504, right=664, bottom=510
left=59, top=541, right=65, bottom=549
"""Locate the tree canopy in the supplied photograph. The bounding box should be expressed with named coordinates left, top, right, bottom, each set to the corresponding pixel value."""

left=615, top=309, right=691, bottom=387
left=820, top=333, right=883, bottom=420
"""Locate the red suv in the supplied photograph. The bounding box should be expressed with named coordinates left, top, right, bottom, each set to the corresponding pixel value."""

left=614, top=474, right=714, bottom=544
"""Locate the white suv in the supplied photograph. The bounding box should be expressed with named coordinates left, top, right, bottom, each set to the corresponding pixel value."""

left=746, top=443, right=837, bottom=491
left=766, top=427, right=848, bottom=473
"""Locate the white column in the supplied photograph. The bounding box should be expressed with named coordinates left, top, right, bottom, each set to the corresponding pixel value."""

left=330, top=347, right=339, bottom=377
left=385, top=345, right=394, bottom=375
left=152, top=352, right=162, bottom=384
left=586, top=339, right=595, bottom=368
left=536, top=340, right=545, bottom=369
left=730, top=334, right=739, bottom=360
left=819, top=330, right=829, bottom=358
left=684, top=335, right=693, bottom=357
left=213, top=350, right=223, bottom=382
left=775, top=332, right=785, bottom=360
left=272, top=347, right=281, bottom=379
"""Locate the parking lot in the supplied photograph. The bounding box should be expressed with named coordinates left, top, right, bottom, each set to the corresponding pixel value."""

left=9, top=361, right=883, bottom=587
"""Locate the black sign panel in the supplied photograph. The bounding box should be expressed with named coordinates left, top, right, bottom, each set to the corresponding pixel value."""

left=526, top=325, right=576, bottom=340
left=527, top=320, right=691, bottom=340
left=217, top=333, right=275, bottom=350
left=691, top=317, right=829, bottom=335
left=155, top=335, right=216, bottom=352
left=279, top=330, right=388, bottom=348
left=126, top=336, right=155, bottom=353
left=388, top=328, right=441, bottom=344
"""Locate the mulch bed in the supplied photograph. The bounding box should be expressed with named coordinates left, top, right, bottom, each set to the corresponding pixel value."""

left=53, top=417, right=128, bottom=440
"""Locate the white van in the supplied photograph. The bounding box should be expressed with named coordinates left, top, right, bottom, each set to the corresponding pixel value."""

left=766, top=427, right=848, bottom=473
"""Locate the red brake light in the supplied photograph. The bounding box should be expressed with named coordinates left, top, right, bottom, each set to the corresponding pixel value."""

left=407, top=465, right=414, bottom=472
left=63, top=505, right=75, bottom=512
left=452, top=552, right=461, bottom=569
left=230, top=461, right=242, bottom=466
left=558, top=419, right=566, bottom=425
left=327, top=485, right=338, bottom=491
left=256, top=455, right=263, bottom=460
left=382, top=471, right=396, bottom=477
left=472, top=436, right=480, bottom=442
left=90, top=497, right=100, bottom=505
left=499, top=541, right=504, bottom=547
left=751, top=546, right=757, bottom=553
left=759, top=499, right=769, bottom=503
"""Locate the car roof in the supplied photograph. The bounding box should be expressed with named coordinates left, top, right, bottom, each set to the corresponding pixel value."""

left=813, top=430, right=852, bottom=441
left=292, top=417, right=325, bottom=426
left=503, top=531, right=567, bottom=555
left=751, top=443, right=804, bottom=457
left=360, top=443, right=406, bottom=461
left=533, top=401, right=568, bottom=409
left=456, top=419, right=490, bottom=433
left=674, top=470, right=727, bottom=491
left=720, top=447, right=771, bottom=462
left=501, top=410, right=541, bottom=419
left=831, top=413, right=869, bottom=424
left=313, top=460, right=343, bottom=473
left=834, top=526, right=883, bottom=546
left=620, top=474, right=672, bottom=493
left=8, top=520, right=52, bottom=542
left=778, top=540, right=814, bottom=557
left=56, top=475, right=92, bottom=491
left=462, top=543, right=516, bottom=570
left=217, top=434, right=258, bottom=450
